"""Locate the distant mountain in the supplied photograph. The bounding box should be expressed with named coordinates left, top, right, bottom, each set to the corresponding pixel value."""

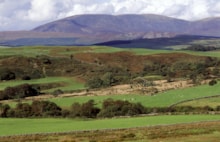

left=1, top=14, right=220, bottom=46
left=32, top=14, right=189, bottom=34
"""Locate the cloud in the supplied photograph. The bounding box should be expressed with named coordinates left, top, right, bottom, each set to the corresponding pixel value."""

left=1, top=0, right=220, bottom=31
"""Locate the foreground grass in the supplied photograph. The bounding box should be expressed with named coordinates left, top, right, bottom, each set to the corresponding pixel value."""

left=1, top=121, right=220, bottom=142
left=0, top=115, right=219, bottom=137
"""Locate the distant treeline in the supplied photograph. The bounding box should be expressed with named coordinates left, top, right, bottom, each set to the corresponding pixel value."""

left=186, top=44, right=217, bottom=51
left=1, top=99, right=220, bottom=118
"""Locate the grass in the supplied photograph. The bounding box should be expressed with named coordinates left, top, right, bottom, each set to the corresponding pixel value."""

left=5, top=81, right=220, bottom=108
left=0, top=77, right=85, bottom=92
left=48, top=82, right=220, bottom=108
left=177, top=96, right=220, bottom=108
left=0, top=46, right=51, bottom=57
left=2, top=45, right=220, bottom=58
left=0, top=115, right=219, bottom=136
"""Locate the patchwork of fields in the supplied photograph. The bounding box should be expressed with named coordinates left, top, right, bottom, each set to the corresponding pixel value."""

left=0, top=44, right=220, bottom=141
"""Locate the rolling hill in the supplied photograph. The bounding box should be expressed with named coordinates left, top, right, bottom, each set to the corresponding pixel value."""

left=1, top=14, right=220, bottom=46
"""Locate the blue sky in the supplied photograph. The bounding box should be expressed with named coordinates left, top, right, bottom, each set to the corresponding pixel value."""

left=1, top=0, right=220, bottom=31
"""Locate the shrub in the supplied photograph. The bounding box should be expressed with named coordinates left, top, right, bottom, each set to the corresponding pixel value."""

left=31, top=100, right=62, bottom=117
left=0, top=84, right=40, bottom=100
left=86, top=76, right=103, bottom=89
left=98, top=99, right=146, bottom=118
left=0, top=104, right=10, bottom=117
left=209, top=79, right=217, bottom=86
left=1, top=71, right=16, bottom=81
left=22, top=75, right=31, bottom=80
left=30, top=70, right=44, bottom=79
left=52, top=89, right=64, bottom=97
left=216, top=106, right=220, bottom=111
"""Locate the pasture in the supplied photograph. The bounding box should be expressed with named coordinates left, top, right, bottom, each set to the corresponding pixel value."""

left=4, top=81, right=220, bottom=109
left=49, top=82, right=220, bottom=108
left=1, top=45, right=220, bottom=58
left=177, top=96, right=220, bottom=108
left=0, top=77, right=85, bottom=92
left=0, top=115, right=219, bottom=137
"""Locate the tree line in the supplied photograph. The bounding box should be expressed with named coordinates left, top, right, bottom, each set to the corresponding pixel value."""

left=1, top=99, right=220, bottom=118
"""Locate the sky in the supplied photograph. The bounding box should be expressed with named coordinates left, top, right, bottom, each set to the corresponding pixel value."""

left=1, top=0, right=220, bottom=31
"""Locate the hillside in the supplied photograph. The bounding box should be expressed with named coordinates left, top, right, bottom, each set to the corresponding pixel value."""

left=1, top=14, right=220, bottom=46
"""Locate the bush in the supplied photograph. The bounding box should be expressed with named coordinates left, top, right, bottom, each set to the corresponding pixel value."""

left=0, top=84, right=40, bottom=100
left=70, top=100, right=100, bottom=118
left=86, top=76, right=103, bottom=89
left=30, top=70, right=44, bottom=79
left=98, top=99, right=146, bottom=118
left=22, top=75, right=31, bottom=80
left=0, top=104, right=10, bottom=117
left=52, top=89, right=64, bottom=97
left=1, top=71, right=16, bottom=81
left=209, top=79, right=217, bottom=86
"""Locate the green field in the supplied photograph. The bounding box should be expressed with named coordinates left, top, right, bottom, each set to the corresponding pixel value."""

left=4, top=81, right=220, bottom=108
left=0, top=77, right=85, bottom=92
left=48, top=82, right=220, bottom=108
left=177, top=96, right=220, bottom=107
left=1, top=45, right=220, bottom=58
left=0, top=115, right=219, bottom=136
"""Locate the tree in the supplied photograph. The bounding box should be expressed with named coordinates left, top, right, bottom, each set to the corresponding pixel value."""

left=80, top=100, right=100, bottom=118
left=86, top=76, right=103, bottom=89
left=102, top=72, right=115, bottom=86
left=14, top=103, right=32, bottom=118
left=70, top=102, right=81, bottom=117
left=0, top=84, right=40, bottom=100
left=0, top=103, right=10, bottom=117
left=31, top=100, right=62, bottom=117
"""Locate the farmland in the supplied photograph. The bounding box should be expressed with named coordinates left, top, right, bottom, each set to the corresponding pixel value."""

left=0, top=115, right=220, bottom=136
left=1, top=45, right=220, bottom=58
left=0, top=77, right=85, bottom=92
left=3, top=80, right=220, bottom=109
left=0, top=44, right=220, bottom=141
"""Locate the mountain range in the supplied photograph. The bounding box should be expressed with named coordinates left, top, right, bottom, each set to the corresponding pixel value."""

left=0, top=14, right=220, bottom=46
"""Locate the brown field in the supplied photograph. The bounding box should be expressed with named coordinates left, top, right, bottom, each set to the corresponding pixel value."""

left=1, top=121, right=220, bottom=142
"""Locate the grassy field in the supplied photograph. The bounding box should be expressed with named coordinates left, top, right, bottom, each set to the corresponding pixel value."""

left=0, top=115, right=219, bottom=137
left=47, top=82, right=220, bottom=108
left=0, top=77, right=85, bottom=92
left=177, top=96, right=220, bottom=108
left=4, top=81, right=220, bottom=108
left=1, top=121, right=220, bottom=142
left=2, top=45, right=220, bottom=58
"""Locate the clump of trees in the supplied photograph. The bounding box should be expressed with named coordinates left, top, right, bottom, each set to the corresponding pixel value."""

left=0, top=84, right=40, bottom=100
left=97, top=99, right=146, bottom=117
left=85, top=72, right=118, bottom=89
left=0, top=70, right=16, bottom=81
left=1, top=99, right=220, bottom=118
left=186, top=44, right=217, bottom=51
left=1, top=100, right=61, bottom=118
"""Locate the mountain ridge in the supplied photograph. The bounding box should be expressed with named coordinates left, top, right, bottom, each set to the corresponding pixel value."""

left=1, top=14, right=220, bottom=46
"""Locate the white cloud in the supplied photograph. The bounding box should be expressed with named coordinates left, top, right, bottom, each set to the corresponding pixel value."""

left=1, top=0, right=220, bottom=31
